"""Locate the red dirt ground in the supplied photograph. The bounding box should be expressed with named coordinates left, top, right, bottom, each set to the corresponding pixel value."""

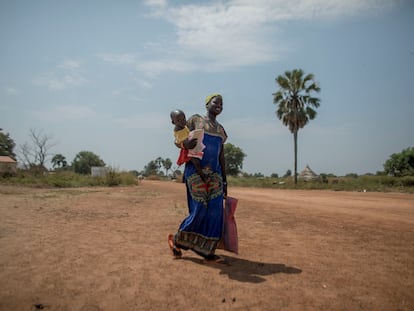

left=0, top=181, right=413, bottom=310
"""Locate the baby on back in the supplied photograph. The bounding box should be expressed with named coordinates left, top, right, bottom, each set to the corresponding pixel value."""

left=170, top=109, right=206, bottom=182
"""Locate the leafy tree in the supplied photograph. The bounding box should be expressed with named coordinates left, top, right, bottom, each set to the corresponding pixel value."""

left=224, top=143, right=246, bottom=176
left=173, top=169, right=182, bottom=179
left=143, top=160, right=158, bottom=176
left=51, top=153, right=67, bottom=169
left=283, top=169, right=292, bottom=178
left=271, top=173, right=279, bottom=178
left=383, top=147, right=414, bottom=176
left=72, top=151, right=105, bottom=175
left=155, top=157, right=163, bottom=172
left=273, top=69, right=321, bottom=184
left=142, top=157, right=172, bottom=177
left=0, top=128, right=16, bottom=158
left=162, top=158, right=172, bottom=176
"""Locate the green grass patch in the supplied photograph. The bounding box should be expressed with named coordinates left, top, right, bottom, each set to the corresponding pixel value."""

left=227, top=175, right=414, bottom=193
left=0, top=170, right=138, bottom=188
left=2, top=170, right=413, bottom=193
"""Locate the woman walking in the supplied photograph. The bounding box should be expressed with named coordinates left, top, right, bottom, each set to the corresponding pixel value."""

left=168, top=93, right=227, bottom=263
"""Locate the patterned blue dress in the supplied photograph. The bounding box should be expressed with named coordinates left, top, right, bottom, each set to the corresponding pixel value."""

left=174, top=114, right=227, bottom=257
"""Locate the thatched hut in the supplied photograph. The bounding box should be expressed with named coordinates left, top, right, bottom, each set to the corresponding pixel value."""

left=298, top=165, right=319, bottom=181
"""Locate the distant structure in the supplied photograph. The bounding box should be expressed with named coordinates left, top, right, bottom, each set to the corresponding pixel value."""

left=298, top=165, right=319, bottom=181
left=91, top=166, right=108, bottom=177
left=0, top=156, right=17, bottom=175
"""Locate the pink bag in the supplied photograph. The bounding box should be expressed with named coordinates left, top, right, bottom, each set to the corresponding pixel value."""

left=220, top=196, right=239, bottom=254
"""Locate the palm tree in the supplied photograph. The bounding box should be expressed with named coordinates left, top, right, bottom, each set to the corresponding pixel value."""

left=273, top=69, right=321, bottom=184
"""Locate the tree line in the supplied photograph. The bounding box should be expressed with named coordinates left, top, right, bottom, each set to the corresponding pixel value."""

left=0, top=128, right=105, bottom=175
left=142, top=143, right=247, bottom=178
left=0, top=128, right=248, bottom=177
left=2, top=67, right=413, bottom=178
left=1, top=129, right=413, bottom=179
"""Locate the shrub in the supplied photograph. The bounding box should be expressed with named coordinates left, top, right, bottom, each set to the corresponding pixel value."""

left=0, top=169, right=138, bottom=188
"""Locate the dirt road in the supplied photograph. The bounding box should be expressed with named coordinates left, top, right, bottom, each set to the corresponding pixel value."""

left=0, top=181, right=413, bottom=310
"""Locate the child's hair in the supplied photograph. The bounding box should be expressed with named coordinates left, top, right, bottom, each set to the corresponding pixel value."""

left=170, top=109, right=185, bottom=121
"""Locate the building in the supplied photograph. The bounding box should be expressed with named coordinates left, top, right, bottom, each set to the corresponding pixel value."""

left=91, top=166, right=109, bottom=177
left=0, top=156, right=17, bottom=175
left=298, top=165, right=319, bottom=181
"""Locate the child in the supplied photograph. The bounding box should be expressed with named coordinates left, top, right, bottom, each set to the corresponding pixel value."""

left=170, top=109, right=206, bottom=182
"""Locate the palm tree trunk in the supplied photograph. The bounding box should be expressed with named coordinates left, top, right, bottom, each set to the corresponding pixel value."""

left=293, top=130, right=298, bottom=185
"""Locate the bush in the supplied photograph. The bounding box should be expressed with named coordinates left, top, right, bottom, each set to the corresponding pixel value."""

left=226, top=175, right=414, bottom=193
left=0, top=169, right=138, bottom=188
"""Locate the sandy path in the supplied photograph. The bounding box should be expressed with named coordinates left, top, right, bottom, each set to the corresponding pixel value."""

left=0, top=181, right=413, bottom=310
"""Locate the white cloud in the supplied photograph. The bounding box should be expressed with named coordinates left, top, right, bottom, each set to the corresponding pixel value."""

left=135, top=79, right=153, bottom=89
left=98, top=52, right=197, bottom=79
left=143, top=0, right=167, bottom=9
left=58, top=60, right=81, bottom=70
left=4, top=87, right=18, bottom=95
left=135, top=59, right=197, bottom=77
left=102, top=0, right=396, bottom=77
left=98, top=53, right=137, bottom=65
left=116, top=113, right=168, bottom=130
left=55, top=105, right=96, bottom=119
left=140, top=0, right=396, bottom=72
left=33, top=60, right=88, bottom=90
left=226, top=117, right=284, bottom=141
left=35, top=105, right=96, bottom=122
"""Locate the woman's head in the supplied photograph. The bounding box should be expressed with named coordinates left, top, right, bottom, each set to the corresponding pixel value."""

left=205, top=93, right=223, bottom=116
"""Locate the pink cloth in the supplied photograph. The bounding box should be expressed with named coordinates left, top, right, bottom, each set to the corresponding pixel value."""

left=219, top=196, right=239, bottom=254
left=187, top=129, right=205, bottom=160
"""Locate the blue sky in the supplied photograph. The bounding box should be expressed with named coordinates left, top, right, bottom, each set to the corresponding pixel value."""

left=1, top=0, right=413, bottom=176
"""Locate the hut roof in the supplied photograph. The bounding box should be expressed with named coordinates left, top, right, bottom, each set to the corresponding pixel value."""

left=0, top=156, right=17, bottom=163
left=299, top=165, right=319, bottom=180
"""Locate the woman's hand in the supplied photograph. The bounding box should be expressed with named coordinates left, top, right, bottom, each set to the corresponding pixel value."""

left=182, top=138, right=197, bottom=150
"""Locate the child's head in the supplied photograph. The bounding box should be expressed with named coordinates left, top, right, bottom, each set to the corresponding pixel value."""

left=170, top=109, right=186, bottom=130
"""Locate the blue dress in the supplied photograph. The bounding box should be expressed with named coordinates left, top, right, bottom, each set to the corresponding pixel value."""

left=174, top=114, right=227, bottom=257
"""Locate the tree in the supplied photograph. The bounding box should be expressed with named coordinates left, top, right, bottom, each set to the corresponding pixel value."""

left=224, top=143, right=246, bottom=176
left=17, top=128, right=55, bottom=169
left=383, top=147, right=414, bottom=176
left=172, top=168, right=182, bottom=180
left=0, top=129, right=16, bottom=158
left=273, top=69, right=321, bottom=184
left=162, top=158, right=172, bottom=176
left=51, top=154, right=67, bottom=169
left=143, top=160, right=158, bottom=176
left=155, top=157, right=163, bottom=172
left=72, top=151, right=105, bottom=175
left=142, top=157, right=174, bottom=177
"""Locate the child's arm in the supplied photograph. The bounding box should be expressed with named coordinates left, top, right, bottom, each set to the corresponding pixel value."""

left=191, top=158, right=206, bottom=183
left=175, top=138, right=198, bottom=150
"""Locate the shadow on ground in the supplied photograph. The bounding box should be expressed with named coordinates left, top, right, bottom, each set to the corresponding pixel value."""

left=183, top=255, right=302, bottom=283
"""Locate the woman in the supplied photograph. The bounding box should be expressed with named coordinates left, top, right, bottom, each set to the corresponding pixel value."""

left=168, top=93, right=227, bottom=262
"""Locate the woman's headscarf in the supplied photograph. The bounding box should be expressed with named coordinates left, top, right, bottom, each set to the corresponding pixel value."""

left=205, top=93, right=222, bottom=106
